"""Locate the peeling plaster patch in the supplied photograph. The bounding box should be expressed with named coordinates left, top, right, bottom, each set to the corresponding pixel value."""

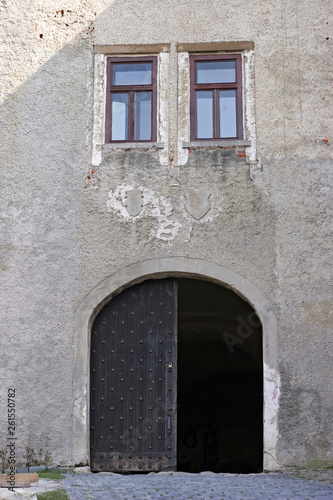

left=107, top=184, right=181, bottom=242
left=264, top=362, right=281, bottom=470
left=91, top=53, right=105, bottom=169
left=158, top=52, right=169, bottom=166
left=154, top=218, right=182, bottom=242
left=177, top=52, right=190, bottom=166
left=243, top=50, right=257, bottom=163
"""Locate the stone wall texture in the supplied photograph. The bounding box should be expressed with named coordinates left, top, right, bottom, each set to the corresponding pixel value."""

left=0, top=0, right=332, bottom=469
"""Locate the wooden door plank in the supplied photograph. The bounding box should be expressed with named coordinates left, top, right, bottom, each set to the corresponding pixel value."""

left=90, top=279, right=178, bottom=472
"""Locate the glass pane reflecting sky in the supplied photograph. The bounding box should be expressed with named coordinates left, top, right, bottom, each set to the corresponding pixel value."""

left=112, top=93, right=128, bottom=140
left=197, top=91, right=213, bottom=138
left=113, top=63, right=152, bottom=85
left=134, top=92, right=151, bottom=140
left=197, top=61, right=236, bottom=84
left=219, top=90, right=236, bottom=138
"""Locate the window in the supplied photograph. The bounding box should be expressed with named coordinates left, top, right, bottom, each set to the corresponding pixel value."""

left=105, top=56, right=157, bottom=142
left=190, top=54, right=243, bottom=140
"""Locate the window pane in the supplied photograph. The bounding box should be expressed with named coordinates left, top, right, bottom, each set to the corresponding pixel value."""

left=113, top=63, right=152, bottom=85
left=134, top=92, right=151, bottom=140
left=197, top=60, right=236, bottom=83
left=219, top=90, right=237, bottom=138
left=112, top=93, right=128, bottom=140
left=196, top=91, right=213, bottom=138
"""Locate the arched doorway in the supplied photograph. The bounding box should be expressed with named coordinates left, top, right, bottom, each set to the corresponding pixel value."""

left=73, top=257, right=280, bottom=471
left=89, top=277, right=263, bottom=473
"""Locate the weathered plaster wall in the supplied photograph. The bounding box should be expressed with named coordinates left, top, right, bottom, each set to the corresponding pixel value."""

left=0, top=0, right=332, bottom=468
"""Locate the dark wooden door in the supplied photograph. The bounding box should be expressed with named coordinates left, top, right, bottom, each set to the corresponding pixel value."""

left=90, top=279, right=178, bottom=472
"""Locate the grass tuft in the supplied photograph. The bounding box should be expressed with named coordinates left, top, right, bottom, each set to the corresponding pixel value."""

left=37, top=490, right=70, bottom=500
left=38, top=468, right=65, bottom=480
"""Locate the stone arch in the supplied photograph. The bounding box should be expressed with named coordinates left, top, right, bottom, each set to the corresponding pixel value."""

left=73, top=258, right=280, bottom=470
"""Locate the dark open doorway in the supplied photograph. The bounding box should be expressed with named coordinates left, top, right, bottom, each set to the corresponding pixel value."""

left=177, top=279, right=263, bottom=473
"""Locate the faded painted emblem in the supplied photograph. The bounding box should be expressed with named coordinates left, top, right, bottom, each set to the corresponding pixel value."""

left=184, top=190, right=211, bottom=220
left=125, top=189, right=143, bottom=216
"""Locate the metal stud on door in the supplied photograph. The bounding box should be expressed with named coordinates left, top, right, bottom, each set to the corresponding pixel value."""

left=90, top=279, right=178, bottom=472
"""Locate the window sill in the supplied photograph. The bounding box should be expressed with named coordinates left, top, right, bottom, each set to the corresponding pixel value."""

left=182, top=140, right=252, bottom=148
left=103, top=142, right=165, bottom=151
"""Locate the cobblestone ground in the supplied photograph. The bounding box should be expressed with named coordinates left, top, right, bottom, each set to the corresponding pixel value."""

left=61, top=471, right=333, bottom=500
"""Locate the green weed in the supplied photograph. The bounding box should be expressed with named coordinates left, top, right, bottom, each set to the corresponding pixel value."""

left=37, top=490, right=70, bottom=500
left=38, top=468, right=65, bottom=480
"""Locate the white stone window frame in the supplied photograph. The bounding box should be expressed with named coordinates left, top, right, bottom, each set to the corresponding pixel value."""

left=176, top=42, right=257, bottom=167
left=91, top=44, right=170, bottom=168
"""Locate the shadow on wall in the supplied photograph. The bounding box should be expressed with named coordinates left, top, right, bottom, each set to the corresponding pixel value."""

left=1, top=0, right=251, bottom=205
left=0, top=0, right=121, bottom=465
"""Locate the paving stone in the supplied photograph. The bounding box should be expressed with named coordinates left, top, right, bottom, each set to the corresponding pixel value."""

left=72, top=466, right=92, bottom=474
left=59, top=471, right=333, bottom=499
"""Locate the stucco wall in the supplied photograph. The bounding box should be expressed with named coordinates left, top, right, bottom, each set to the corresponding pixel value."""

left=0, top=0, right=332, bottom=468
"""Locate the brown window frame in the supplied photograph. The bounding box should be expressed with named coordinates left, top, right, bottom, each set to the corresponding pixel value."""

left=105, top=56, right=157, bottom=143
left=190, top=54, right=243, bottom=141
